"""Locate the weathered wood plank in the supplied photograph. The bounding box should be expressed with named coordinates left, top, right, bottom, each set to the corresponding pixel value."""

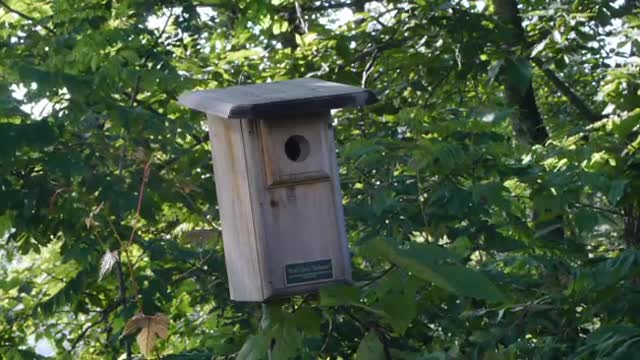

left=207, top=115, right=265, bottom=301
left=326, top=120, right=352, bottom=284
left=239, top=117, right=274, bottom=299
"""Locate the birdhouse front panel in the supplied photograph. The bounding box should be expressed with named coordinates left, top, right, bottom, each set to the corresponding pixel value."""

left=251, top=112, right=351, bottom=295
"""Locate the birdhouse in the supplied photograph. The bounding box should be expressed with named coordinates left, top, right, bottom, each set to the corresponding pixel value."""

left=178, top=78, right=377, bottom=301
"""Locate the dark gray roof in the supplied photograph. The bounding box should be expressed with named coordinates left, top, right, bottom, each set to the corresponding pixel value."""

left=178, top=78, right=377, bottom=119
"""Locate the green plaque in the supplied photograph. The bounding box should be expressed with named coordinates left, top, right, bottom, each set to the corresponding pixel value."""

left=285, top=259, right=333, bottom=285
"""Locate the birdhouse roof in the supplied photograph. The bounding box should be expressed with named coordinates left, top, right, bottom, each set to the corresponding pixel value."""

left=178, top=78, right=377, bottom=119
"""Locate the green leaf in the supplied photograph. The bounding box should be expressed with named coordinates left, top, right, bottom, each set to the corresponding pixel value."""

left=355, top=331, right=384, bottom=360
left=37, top=269, right=91, bottom=315
left=225, top=48, right=264, bottom=62
left=378, top=292, right=417, bottom=334
left=269, top=320, right=302, bottom=360
left=608, top=179, right=628, bottom=206
left=0, top=212, right=13, bottom=239
left=369, top=237, right=461, bottom=265
left=483, top=228, right=527, bottom=252
left=240, top=303, right=304, bottom=360
left=573, top=208, right=600, bottom=234
left=369, top=238, right=505, bottom=302
left=488, top=60, right=504, bottom=83
left=531, top=38, right=549, bottom=57
left=272, top=20, right=288, bottom=35
left=319, top=284, right=360, bottom=307
left=0, top=121, right=56, bottom=160
left=237, top=335, right=269, bottom=360
left=435, top=265, right=506, bottom=303
left=291, top=306, right=323, bottom=336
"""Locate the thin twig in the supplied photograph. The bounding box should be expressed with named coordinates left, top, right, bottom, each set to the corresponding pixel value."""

left=48, top=187, right=69, bottom=213
left=130, top=8, right=174, bottom=104
left=127, top=157, right=153, bottom=248
left=107, top=216, right=133, bottom=360
left=69, top=300, right=121, bottom=351
left=118, top=9, right=173, bottom=175
left=344, top=309, right=366, bottom=332
left=119, top=157, right=153, bottom=313
left=307, top=1, right=370, bottom=11
left=572, top=202, right=624, bottom=217
left=319, top=314, right=333, bottom=354
left=379, top=328, right=393, bottom=360
left=360, top=265, right=397, bottom=288
left=0, top=0, right=55, bottom=33
left=107, top=217, right=143, bottom=313
left=172, top=251, right=215, bottom=283
left=155, top=133, right=209, bottom=174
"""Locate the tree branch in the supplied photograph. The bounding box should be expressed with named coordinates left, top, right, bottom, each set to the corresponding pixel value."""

left=115, top=260, right=132, bottom=360
left=572, top=201, right=625, bottom=217
left=306, top=1, right=369, bottom=12
left=531, top=57, right=601, bottom=123
left=69, top=300, right=122, bottom=351
left=0, top=0, right=55, bottom=34
left=492, top=0, right=549, bottom=145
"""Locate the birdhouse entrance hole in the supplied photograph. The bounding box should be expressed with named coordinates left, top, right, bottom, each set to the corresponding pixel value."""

left=284, top=135, right=310, bottom=162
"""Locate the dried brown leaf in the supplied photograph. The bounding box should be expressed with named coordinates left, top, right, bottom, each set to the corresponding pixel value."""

left=84, top=202, right=104, bottom=229
left=123, top=313, right=169, bottom=358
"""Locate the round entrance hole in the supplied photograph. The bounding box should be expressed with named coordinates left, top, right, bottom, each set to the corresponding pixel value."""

left=284, top=135, right=310, bottom=162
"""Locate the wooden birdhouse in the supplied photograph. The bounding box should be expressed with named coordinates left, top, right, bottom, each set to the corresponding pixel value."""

left=178, top=78, right=377, bottom=301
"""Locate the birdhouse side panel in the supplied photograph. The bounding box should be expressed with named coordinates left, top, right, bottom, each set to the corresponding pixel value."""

left=207, top=115, right=266, bottom=301
left=237, top=118, right=275, bottom=299
left=327, top=124, right=352, bottom=282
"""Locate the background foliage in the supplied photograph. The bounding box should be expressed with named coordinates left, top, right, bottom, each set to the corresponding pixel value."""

left=1, top=0, right=639, bottom=358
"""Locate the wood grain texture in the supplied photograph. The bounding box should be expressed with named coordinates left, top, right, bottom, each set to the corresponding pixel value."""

left=326, top=121, right=353, bottom=284
left=239, top=117, right=274, bottom=299
left=250, top=112, right=352, bottom=297
left=178, top=78, right=377, bottom=119
left=206, top=115, right=266, bottom=301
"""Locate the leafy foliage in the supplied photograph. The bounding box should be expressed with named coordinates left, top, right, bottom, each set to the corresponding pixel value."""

left=0, top=0, right=639, bottom=359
